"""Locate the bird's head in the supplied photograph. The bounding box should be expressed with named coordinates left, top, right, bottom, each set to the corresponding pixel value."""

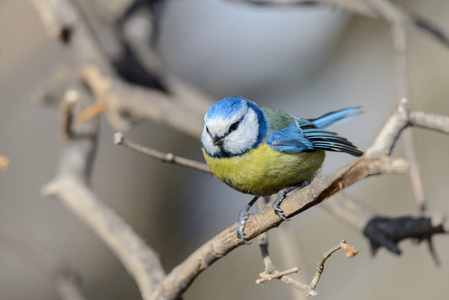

left=201, top=97, right=267, bottom=158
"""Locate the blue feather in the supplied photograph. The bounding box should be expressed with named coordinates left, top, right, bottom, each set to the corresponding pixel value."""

left=268, top=122, right=314, bottom=153
left=309, top=107, right=362, bottom=129
left=267, top=109, right=363, bottom=157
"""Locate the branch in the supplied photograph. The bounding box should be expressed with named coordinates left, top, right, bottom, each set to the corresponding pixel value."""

left=32, top=0, right=210, bottom=138
left=233, top=0, right=449, bottom=48
left=308, top=240, right=357, bottom=290
left=114, top=132, right=213, bottom=175
left=0, top=222, right=87, bottom=300
left=150, top=99, right=449, bottom=299
left=43, top=87, right=165, bottom=300
left=255, top=209, right=312, bottom=297
left=256, top=239, right=357, bottom=297
left=150, top=155, right=407, bottom=299
left=320, top=192, right=375, bottom=232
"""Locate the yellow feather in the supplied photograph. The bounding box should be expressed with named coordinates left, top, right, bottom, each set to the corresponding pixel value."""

left=202, top=143, right=325, bottom=196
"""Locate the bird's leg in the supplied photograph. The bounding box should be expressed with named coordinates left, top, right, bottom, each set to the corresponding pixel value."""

left=237, top=196, right=260, bottom=244
left=274, top=181, right=311, bottom=220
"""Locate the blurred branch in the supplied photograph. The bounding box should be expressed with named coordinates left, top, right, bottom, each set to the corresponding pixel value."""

left=42, top=88, right=166, bottom=300
left=81, top=65, right=205, bottom=136
left=32, top=0, right=210, bottom=137
left=256, top=197, right=308, bottom=300
left=391, top=17, right=445, bottom=265
left=257, top=237, right=356, bottom=297
left=391, top=20, right=427, bottom=213
left=114, top=132, right=214, bottom=175
left=0, top=222, right=87, bottom=300
left=234, top=0, right=449, bottom=47
left=255, top=220, right=312, bottom=297
left=321, top=192, right=375, bottom=232
left=31, top=1, right=449, bottom=299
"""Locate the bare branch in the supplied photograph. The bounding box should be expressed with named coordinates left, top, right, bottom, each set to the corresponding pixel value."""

left=43, top=88, right=165, bottom=300
left=410, top=111, right=449, bottom=135
left=256, top=267, right=301, bottom=284
left=150, top=100, right=449, bottom=299
left=150, top=155, right=407, bottom=299
left=390, top=19, right=428, bottom=213
left=81, top=65, right=205, bottom=136
left=114, top=132, right=213, bottom=175
left=255, top=198, right=309, bottom=299
left=321, top=192, right=375, bottom=232
left=32, top=0, right=209, bottom=138
left=234, top=0, right=449, bottom=48
left=309, top=240, right=357, bottom=290
left=256, top=238, right=357, bottom=297
left=0, top=222, right=87, bottom=300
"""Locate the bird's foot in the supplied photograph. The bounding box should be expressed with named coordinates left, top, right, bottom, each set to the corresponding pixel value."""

left=236, top=210, right=251, bottom=244
left=274, top=190, right=290, bottom=221
left=273, top=181, right=311, bottom=220
left=236, top=196, right=259, bottom=244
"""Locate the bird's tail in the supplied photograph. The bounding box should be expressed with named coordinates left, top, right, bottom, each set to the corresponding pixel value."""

left=308, top=107, right=363, bottom=129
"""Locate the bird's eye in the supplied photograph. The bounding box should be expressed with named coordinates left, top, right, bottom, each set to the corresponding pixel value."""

left=229, top=121, right=239, bottom=132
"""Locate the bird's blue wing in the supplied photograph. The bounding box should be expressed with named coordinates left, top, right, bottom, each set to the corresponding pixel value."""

left=309, top=107, right=362, bottom=129
left=267, top=121, right=314, bottom=153
left=267, top=117, right=363, bottom=157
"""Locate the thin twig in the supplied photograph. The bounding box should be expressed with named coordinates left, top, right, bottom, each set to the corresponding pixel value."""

left=228, top=0, right=317, bottom=7
left=256, top=197, right=276, bottom=274
left=256, top=198, right=308, bottom=299
left=114, top=132, right=213, bottom=175
left=256, top=229, right=309, bottom=295
left=256, top=267, right=301, bottom=284
left=391, top=15, right=440, bottom=265
left=309, top=240, right=357, bottom=290
left=256, top=239, right=357, bottom=297
left=391, top=21, right=427, bottom=212
left=321, top=192, right=375, bottom=232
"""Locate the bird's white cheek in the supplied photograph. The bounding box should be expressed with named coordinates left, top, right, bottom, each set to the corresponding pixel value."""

left=224, top=112, right=259, bottom=154
left=201, top=127, right=219, bottom=156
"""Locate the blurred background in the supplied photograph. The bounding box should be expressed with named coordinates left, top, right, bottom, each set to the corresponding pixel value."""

left=1, top=0, right=449, bottom=299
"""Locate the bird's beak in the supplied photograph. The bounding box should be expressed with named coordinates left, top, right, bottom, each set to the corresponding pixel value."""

left=213, top=136, right=224, bottom=147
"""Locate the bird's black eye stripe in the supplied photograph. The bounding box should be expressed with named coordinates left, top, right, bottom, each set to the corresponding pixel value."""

left=206, top=126, right=211, bottom=136
left=229, top=121, right=239, bottom=132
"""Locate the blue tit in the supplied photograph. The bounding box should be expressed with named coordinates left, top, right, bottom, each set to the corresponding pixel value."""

left=201, top=96, right=363, bottom=243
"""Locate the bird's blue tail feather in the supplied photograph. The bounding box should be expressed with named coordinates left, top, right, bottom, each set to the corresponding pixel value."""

left=310, top=107, right=362, bottom=129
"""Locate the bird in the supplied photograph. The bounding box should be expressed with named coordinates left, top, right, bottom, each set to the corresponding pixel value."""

left=201, top=96, right=363, bottom=243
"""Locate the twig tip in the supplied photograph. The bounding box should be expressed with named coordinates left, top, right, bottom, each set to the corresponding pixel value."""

left=42, top=181, right=60, bottom=196
left=340, top=240, right=358, bottom=258
left=114, top=132, right=125, bottom=145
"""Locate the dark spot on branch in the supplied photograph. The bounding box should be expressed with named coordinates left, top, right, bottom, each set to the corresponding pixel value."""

left=60, top=26, right=73, bottom=44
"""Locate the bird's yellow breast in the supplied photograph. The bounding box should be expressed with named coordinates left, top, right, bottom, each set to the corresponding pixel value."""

left=202, top=143, right=325, bottom=196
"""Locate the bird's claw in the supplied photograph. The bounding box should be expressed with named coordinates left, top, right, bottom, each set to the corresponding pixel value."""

left=237, top=206, right=253, bottom=244
left=274, top=190, right=290, bottom=221
left=236, top=227, right=251, bottom=244
left=273, top=202, right=290, bottom=221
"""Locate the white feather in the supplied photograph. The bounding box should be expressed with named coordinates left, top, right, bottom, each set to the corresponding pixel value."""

left=201, top=106, right=260, bottom=156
